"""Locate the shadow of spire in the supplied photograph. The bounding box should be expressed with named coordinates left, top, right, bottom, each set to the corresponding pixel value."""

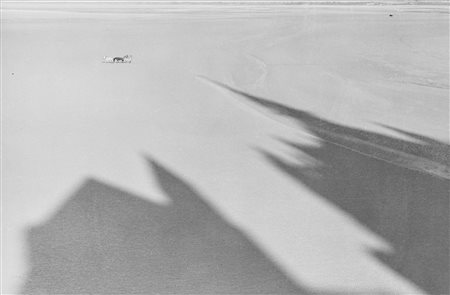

left=22, top=158, right=307, bottom=294
left=206, top=79, right=449, bottom=179
left=211, top=81, right=449, bottom=295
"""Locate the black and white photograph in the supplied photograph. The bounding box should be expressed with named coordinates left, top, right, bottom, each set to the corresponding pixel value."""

left=1, top=0, right=449, bottom=294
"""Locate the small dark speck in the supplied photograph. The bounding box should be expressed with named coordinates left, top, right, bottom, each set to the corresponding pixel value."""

left=12, top=73, right=14, bottom=75
left=389, top=14, right=393, bottom=17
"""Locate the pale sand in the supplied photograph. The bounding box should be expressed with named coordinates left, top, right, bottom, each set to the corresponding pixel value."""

left=2, top=4, right=448, bottom=294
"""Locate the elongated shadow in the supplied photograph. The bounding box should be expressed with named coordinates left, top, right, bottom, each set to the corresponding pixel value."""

left=22, top=158, right=307, bottom=294
left=213, top=82, right=449, bottom=295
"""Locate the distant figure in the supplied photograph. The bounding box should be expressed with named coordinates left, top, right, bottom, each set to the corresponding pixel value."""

left=103, top=55, right=132, bottom=63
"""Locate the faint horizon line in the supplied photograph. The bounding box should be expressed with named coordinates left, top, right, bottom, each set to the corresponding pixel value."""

left=3, top=0, right=449, bottom=4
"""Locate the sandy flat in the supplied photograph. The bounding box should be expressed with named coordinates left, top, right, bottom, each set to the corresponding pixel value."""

left=2, top=3, right=449, bottom=294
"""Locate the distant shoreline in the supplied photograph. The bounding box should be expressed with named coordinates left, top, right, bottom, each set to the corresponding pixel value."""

left=3, top=1, right=448, bottom=21
left=2, top=1, right=449, bottom=6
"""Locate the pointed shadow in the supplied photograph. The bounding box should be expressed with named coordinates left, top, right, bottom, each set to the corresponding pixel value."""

left=214, top=82, right=449, bottom=295
left=22, top=158, right=306, bottom=294
left=208, top=79, right=449, bottom=177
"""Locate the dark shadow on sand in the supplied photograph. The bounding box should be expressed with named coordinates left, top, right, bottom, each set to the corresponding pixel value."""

left=22, top=158, right=307, bottom=294
left=213, top=82, right=449, bottom=295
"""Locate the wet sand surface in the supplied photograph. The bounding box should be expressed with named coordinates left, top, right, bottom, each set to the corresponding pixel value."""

left=2, top=3, right=449, bottom=294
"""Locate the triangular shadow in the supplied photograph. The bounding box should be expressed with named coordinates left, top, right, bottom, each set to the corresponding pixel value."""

left=214, top=82, right=449, bottom=295
left=22, top=158, right=306, bottom=294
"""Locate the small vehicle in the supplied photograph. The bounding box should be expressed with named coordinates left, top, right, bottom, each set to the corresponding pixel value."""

left=103, top=55, right=132, bottom=63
